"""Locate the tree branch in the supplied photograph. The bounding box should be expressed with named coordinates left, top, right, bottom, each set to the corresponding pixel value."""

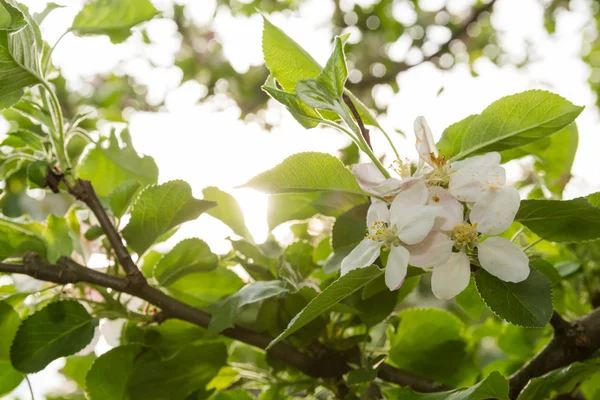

left=67, top=179, right=146, bottom=287
left=0, top=254, right=446, bottom=391
left=350, top=0, right=497, bottom=89
left=509, top=310, right=600, bottom=399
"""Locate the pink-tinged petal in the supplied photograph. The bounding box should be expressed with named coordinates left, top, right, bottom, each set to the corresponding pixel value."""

left=449, top=165, right=506, bottom=202
left=470, top=187, right=520, bottom=235
left=393, top=204, right=442, bottom=245
left=428, top=186, right=464, bottom=231
left=451, top=152, right=501, bottom=169
left=353, top=163, right=386, bottom=191
left=341, top=239, right=382, bottom=275
left=414, top=116, right=438, bottom=168
left=385, top=245, right=409, bottom=290
left=367, top=199, right=390, bottom=228
left=477, top=237, right=530, bottom=283
left=431, top=251, right=471, bottom=300
left=407, top=231, right=454, bottom=268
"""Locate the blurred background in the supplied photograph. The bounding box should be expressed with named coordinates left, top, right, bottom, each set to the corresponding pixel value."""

left=3, top=0, right=600, bottom=397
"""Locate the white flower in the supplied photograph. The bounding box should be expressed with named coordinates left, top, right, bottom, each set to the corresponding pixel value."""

left=414, top=116, right=520, bottom=235
left=341, top=180, right=442, bottom=290
left=448, top=152, right=520, bottom=234
left=428, top=222, right=530, bottom=300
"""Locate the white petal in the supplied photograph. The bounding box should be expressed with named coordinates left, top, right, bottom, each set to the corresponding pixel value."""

left=414, top=116, right=438, bottom=168
left=470, top=187, right=520, bottom=235
left=428, top=186, right=464, bottom=231
left=451, top=152, right=501, bottom=169
left=100, top=318, right=126, bottom=347
left=449, top=166, right=506, bottom=202
left=385, top=245, right=409, bottom=290
left=393, top=204, right=442, bottom=245
left=407, top=231, right=454, bottom=268
left=367, top=199, right=390, bottom=228
left=477, top=236, right=530, bottom=283
left=431, top=251, right=471, bottom=300
left=390, top=179, right=429, bottom=211
left=341, top=239, right=382, bottom=275
left=371, top=177, right=403, bottom=196
left=353, top=163, right=386, bottom=192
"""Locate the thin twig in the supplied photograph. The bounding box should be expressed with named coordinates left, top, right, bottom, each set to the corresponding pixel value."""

left=343, top=93, right=372, bottom=150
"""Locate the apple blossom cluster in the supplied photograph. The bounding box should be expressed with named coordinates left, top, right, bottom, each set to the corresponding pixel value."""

left=341, top=117, right=530, bottom=299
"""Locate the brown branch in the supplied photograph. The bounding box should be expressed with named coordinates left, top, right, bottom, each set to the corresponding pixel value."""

left=508, top=310, right=600, bottom=399
left=67, top=179, right=146, bottom=287
left=351, top=0, right=497, bottom=89
left=0, top=254, right=446, bottom=391
left=343, top=93, right=372, bottom=150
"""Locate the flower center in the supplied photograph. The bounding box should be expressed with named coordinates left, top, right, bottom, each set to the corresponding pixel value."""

left=453, top=222, right=479, bottom=250
left=366, top=221, right=399, bottom=247
left=390, top=158, right=411, bottom=179
left=426, top=164, right=452, bottom=187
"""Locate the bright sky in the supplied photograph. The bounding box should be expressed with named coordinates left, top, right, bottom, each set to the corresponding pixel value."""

left=5, top=0, right=600, bottom=397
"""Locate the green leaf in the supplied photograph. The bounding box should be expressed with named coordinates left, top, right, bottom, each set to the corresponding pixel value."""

left=211, top=389, right=255, bottom=400
left=339, top=142, right=359, bottom=166
left=386, top=371, right=509, bottom=400
left=267, top=265, right=383, bottom=348
left=283, top=240, right=318, bottom=279
left=1, top=129, right=44, bottom=151
left=0, top=0, right=25, bottom=31
left=347, top=367, right=377, bottom=385
left=208, top=280, right=288, bottom=334
left=332, top=203, right=369, bottom=252
left=0, top=4, right=44, bottom=109
left=437, top=115, right=477, bottom=158
left=154, top=238, right=218, bottom=287
left=0, top=301, right=22, bottom=396
left=515, top=197, right=600, bottom=242
left=266, top=191, right=366, bottom=230
left=42, top=214, right=73, bottom=263
left=109, top=180, right=142, bottom=218
left=242, top=152, right=365, bottom=196
left=61, top=354, right=96, bottom=387
left=390, top=308, right=476, bottom=386
left=262, top=75, right=323, bottom=129
left=317, top=35, right=348, bottom=98
left=518, top=360, right=600, bottom=400
left=10, top=301, right=98, bottom=373
left=441, top=91, right=584, bottom=160
left=70, top=0, right=159, bottom=44
left=127, top=342, right=227, bottom=400
left=86, top=344, right=141, bottom=400
left=77, top=130, right=158, bottom=197
left=0, top=221, right=46, bottom=261
left=0, top=360, right=23, bottom=397
left=122, top=180, right=216, bottom=255
left=33, top=2, right=64, bottom=24
left=501, top=123, right=578, bottom=197
left=261, top=16, right=322, bottom=92
left=202, top=186, right=253, bottom=242
left=455, top=277, right=486, bottom=320
left=474, top=268, right=553, bottom=328
left=165, top=268, right=244, bottom=308
left=295, top=78, right=342, bottom=112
